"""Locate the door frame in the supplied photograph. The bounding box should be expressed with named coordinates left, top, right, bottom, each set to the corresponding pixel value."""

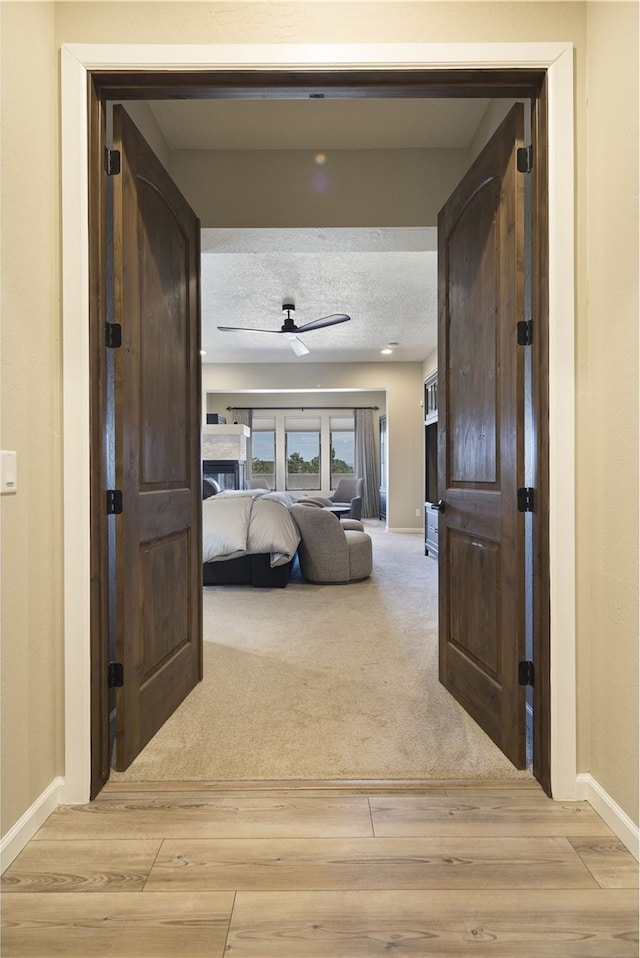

left=61, top=40, right=575, bottom=803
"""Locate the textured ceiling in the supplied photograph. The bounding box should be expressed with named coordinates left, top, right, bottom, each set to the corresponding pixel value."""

left=201, top=228, right=438, bottom=364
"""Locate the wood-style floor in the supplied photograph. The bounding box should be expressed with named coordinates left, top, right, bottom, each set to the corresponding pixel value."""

left=2, top=779, right=638, bottom=957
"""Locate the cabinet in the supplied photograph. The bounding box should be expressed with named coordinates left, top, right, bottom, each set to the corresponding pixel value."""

left=423, top=371, right=439, bottom=558
left=378, top=414, right=387, bottom=520
left=425, top=506, right=439, bottom=559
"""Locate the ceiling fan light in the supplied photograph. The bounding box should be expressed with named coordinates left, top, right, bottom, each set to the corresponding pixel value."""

left=285, top=333, right=310, bottom=357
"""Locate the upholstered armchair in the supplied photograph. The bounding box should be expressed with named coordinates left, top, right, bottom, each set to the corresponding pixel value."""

left=326, top=476, right=364, bottom=520
left=247, top=478, right=270, bottom=490
left=202, top=477, right=221, bottom=499
left=291, top=503, right=372, bottom=584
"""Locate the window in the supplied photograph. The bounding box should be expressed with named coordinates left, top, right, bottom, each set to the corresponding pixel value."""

left=251, top=416, right=276, bottom=489
left=285, top=416, right=321, bottom=491
left=330, top=415, right=355, bottom=488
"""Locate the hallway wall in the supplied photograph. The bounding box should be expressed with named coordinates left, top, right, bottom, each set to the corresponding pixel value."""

left=1, top=1, right=637, bottom=846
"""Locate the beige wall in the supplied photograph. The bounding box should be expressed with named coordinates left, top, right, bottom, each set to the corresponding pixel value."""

left=582, top=0, right=639, bottom=822
left=202, top=364, right=424, bottom=529
left=1, top=2, right=64, bottom=836
left=1, top=0, right=638, bottom=843
left=171, top=149, right=470, bottom=229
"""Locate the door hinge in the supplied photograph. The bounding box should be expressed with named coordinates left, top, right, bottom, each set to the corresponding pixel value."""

left=105, top=323, right=122, bottom=349
left=106, top=489, right=123, bottom=515
left=517, top=320, right=533, bottom=346
left=517, top=145, right=533, bottom=173
left=518, top=660, right=535, bottom=687
left=108, top=661, right=124, bottom=688
left=517, top=487, right=534, bottom=513
left=104, top=147, right=121, bottom=176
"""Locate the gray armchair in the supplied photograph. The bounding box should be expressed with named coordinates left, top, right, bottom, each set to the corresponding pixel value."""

left=202, top=477, right=221, bottom=499
left=291, top=503, right=372, bottom=584
left=327, top=476, right=364, bottom=520
left=247, top=478, right=270, bottom=490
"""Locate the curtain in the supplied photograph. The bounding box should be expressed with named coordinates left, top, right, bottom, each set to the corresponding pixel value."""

left=229, top=408, right=253, bottom=481
left=354, top=408, right=380, bottom=519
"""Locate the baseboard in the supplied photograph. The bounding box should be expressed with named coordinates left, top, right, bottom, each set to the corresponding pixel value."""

left=577, top=773, right=639, bottom=860
left=0, top=776, right=64, bottom=872
left=387, top=527, right=423, bottom=534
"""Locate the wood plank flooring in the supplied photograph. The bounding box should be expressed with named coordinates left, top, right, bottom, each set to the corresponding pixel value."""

left=2, top=780, right=638, bottom=957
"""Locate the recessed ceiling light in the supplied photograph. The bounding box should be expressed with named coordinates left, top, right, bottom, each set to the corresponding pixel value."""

left=200, top=350, right=207, bottom=356
left=381, top=348, right=393, bottom=355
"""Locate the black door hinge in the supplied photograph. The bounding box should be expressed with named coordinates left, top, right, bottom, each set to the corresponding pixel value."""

left=518, top=660, right=535, bottom=687
left=517, top=145, right=533, bottom=173
left=105, top=323, right=122, bottom=349
left=104, top=147, right=121, bottom=176
left=108, top=662, right=124, bottom=688
left=517, top=320, right=533, bottom=346
left=517, top=487, right=534, bottom=513
left=106, top=489, right=123, bottom=515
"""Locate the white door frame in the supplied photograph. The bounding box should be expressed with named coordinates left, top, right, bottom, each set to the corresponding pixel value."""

left=60, top=41, right=575, bottom=803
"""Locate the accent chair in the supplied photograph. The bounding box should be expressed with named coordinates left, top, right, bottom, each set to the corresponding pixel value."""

left=291, top=503, right=372, bottom=584
left=326, top=476, right=364, bottom=520
left=247, top=478, right=270, bottom=490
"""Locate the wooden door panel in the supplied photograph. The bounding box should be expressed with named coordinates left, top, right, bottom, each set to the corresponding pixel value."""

left=140, top=532, right=190, bottom=675
left=138, top=178, right=191, bottom=487
left=447, top=182, right=499, bottom=486
left=438, top=104, right=526, bottom=769
left=448, top=531, right=501, bottom=679
left=113, top=106, right=202, bottom=771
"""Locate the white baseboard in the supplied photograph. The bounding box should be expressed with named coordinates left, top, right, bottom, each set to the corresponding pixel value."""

left=577, top=773, right=639, bottom=860
left=0, top=776, right=64, bottom=872
left=387, top=527, right=423, bottom=534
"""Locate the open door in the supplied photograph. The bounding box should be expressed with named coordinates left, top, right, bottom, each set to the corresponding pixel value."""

left=111, top=106, right=203, bottom=770
left=437, top=104, right=527, bottom=768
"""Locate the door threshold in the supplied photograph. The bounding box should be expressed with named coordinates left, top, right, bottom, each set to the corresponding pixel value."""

left=98, top=775, right=538, bottom=798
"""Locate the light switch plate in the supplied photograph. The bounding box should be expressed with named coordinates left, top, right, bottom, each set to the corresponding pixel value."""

left=1, top=451, right=17, bottom=494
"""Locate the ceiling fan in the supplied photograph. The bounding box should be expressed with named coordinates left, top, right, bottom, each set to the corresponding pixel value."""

left=217, top=303, right=350, bottom=356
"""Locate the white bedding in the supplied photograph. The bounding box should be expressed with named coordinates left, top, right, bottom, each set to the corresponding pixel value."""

left=202, top=491, right=300, bottom=567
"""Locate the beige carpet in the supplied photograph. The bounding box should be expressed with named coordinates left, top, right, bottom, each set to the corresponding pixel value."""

left=111, top=522, right=531, bottom=782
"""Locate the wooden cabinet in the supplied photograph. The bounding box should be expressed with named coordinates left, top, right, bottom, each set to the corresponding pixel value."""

left=424, top=371, right=438, bottom=557
left=425, top=506, right=439, bottom=558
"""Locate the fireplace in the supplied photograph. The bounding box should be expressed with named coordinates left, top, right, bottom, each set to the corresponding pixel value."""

left=202, top=459, right=245, bottom=491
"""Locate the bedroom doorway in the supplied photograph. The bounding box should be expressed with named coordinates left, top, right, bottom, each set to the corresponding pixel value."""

left=88, top=67, right=551, bottom=799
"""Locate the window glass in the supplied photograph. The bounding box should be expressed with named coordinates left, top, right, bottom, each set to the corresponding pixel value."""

left=330, top=415, right=355, bottom=488
left=252, top=416, right=275, bottom=489
left=285, top=416, right=321, bottom=490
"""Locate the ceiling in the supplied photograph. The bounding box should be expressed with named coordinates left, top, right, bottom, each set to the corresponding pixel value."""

left=149, top=98, right=490, bottom=152
left=201, top=227, right=438, bottom=364
left=145, top=98, right=492, bottom=364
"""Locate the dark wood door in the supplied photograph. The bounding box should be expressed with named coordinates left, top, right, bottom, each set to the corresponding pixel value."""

left=437, top=104, right=526, bottom=768
left=112, top=106, right=202, bottom=770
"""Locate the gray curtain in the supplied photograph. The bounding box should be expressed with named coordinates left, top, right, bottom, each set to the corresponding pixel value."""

left=354, top=408, right=380, bottom=519
left=229, top=408, right=253, bottom=482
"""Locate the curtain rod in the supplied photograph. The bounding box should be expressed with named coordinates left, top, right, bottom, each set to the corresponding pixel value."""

left=226, top=405, right=379, bottom=411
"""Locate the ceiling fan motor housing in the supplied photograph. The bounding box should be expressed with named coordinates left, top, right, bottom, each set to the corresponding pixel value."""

left=282, top=302, right=297, bottom=331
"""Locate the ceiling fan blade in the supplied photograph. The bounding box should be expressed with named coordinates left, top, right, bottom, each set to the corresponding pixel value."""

left=294, top=313, right=351, bottom=333
left=217, top=325, right=281, bottom=333
left=285, top=333, right=310, bottom=356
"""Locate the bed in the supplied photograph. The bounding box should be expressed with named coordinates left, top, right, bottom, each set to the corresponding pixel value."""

left=202, top=489, right=300, bottom=587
